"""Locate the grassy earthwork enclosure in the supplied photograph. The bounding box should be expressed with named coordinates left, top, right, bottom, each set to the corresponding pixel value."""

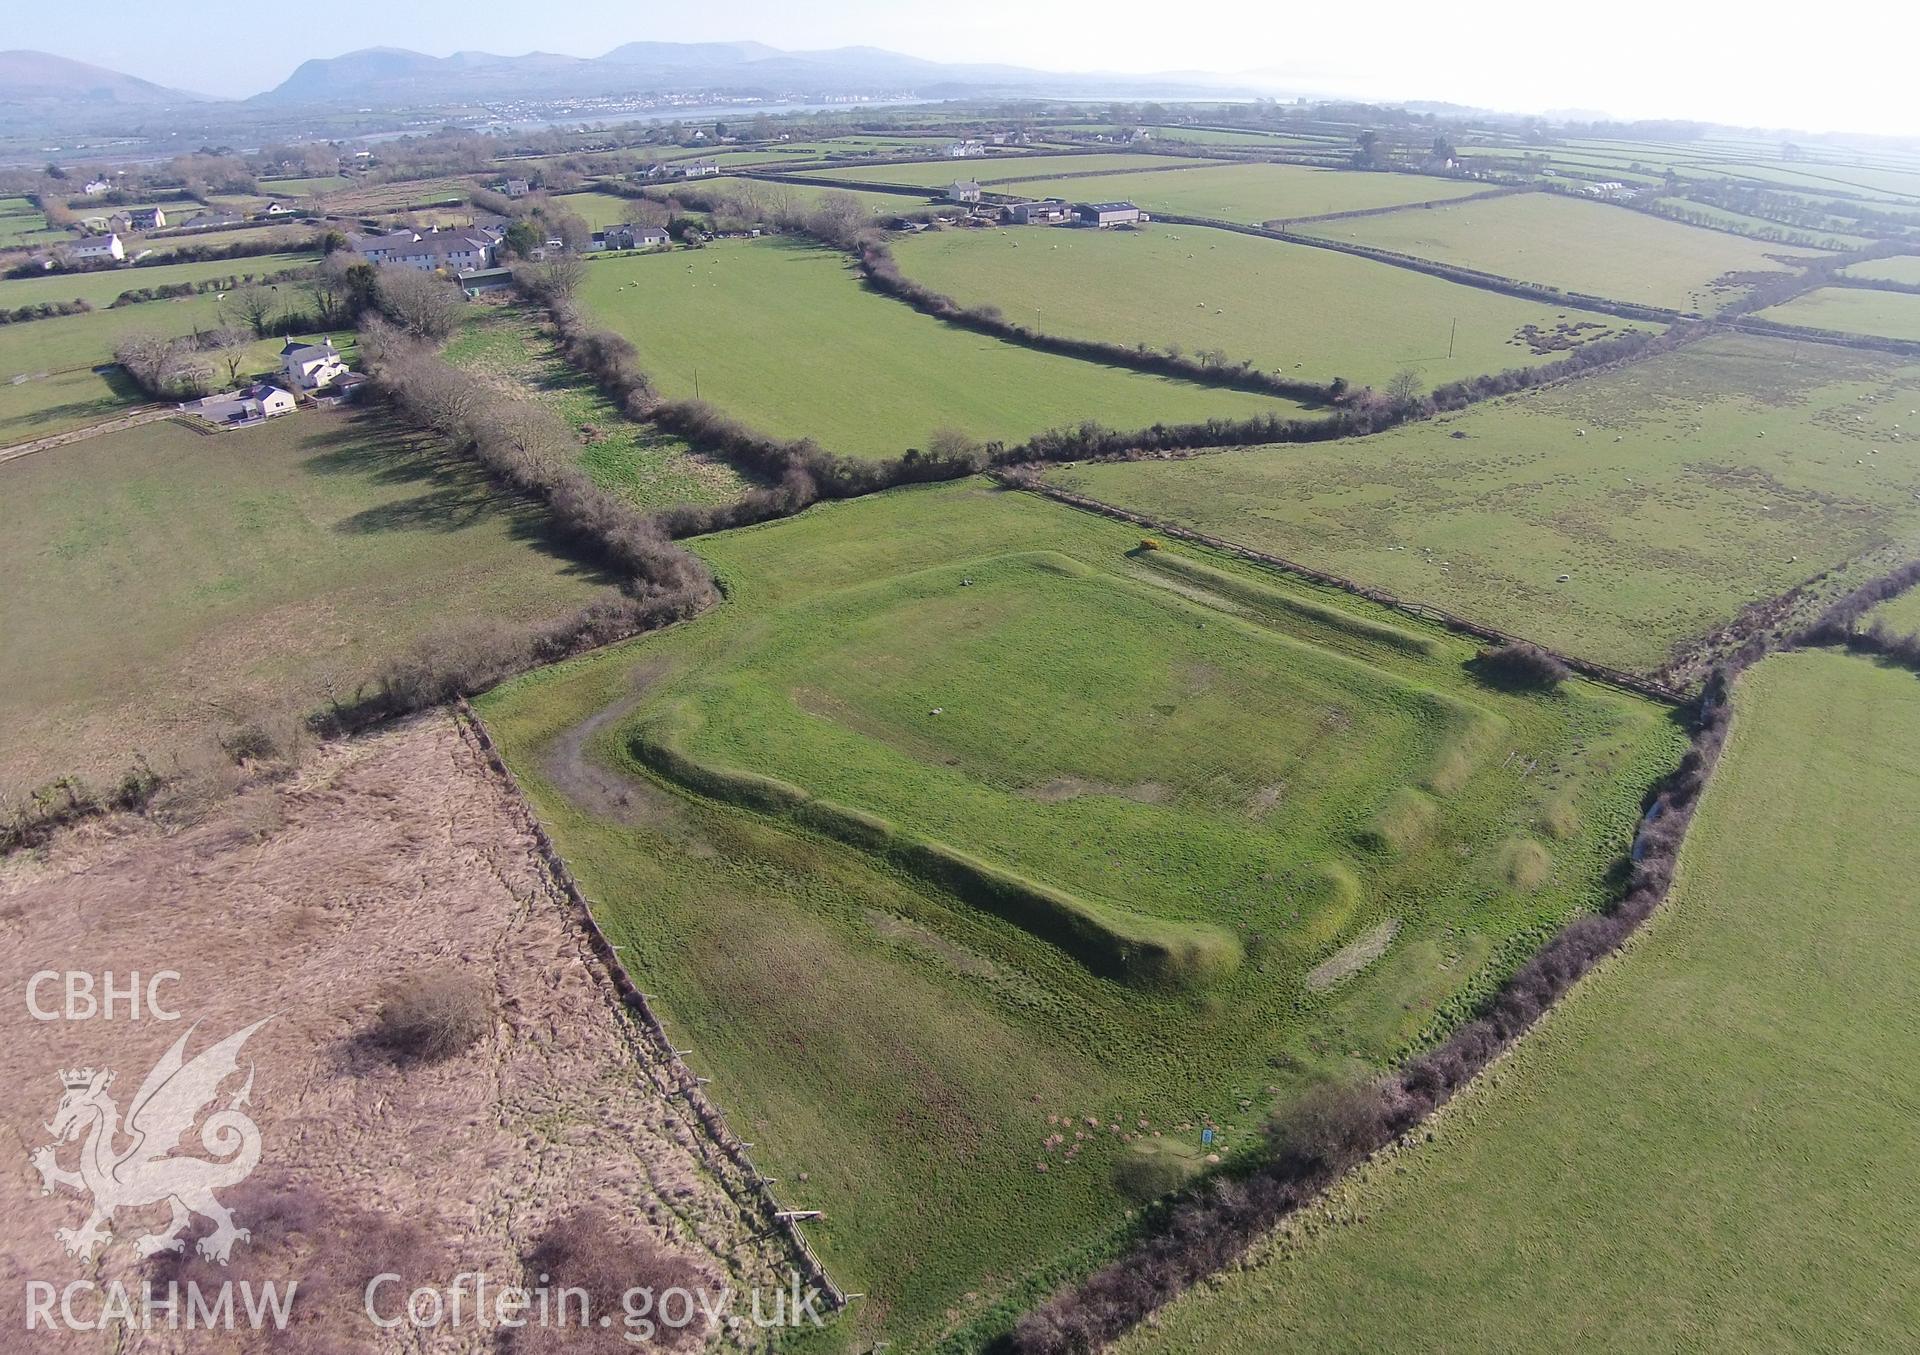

left=888, top=223, right=1651, bottom=389
left=0, top=408, right=615, bottom=799
left=574, top=237, right=1311, bottom=458
left=476, top=479, right=1685, bottom=1351
left=554, top=190, right=659, bottom=231
left=1047, top=334, right=1920, bottom=673
left=1119, top=651, right=1920, bottom=1355
left=5, top=366, right=159, bottom=442
left=1295, top=191, right=1819, bottom=310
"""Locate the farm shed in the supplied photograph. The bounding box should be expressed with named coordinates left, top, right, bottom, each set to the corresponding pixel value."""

left=1075, top=201, right=1146, bottom=228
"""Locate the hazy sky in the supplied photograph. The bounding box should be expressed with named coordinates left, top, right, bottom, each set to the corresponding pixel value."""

left=18, top=0, right=1920, bottom=136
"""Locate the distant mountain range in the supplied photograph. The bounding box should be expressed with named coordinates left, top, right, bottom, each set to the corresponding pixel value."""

left=256, top=41, right=1196, bottom=106
left=0, top=40, right=1249, bottom=140
left=0, top=50, right=207, bottom=108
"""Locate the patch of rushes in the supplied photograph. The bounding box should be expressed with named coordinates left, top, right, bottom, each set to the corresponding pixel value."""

left=442, top=303, right=748, bottom=509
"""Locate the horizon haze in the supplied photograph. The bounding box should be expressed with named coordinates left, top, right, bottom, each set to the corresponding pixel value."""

left=5, top=0, right=1920, bottom=138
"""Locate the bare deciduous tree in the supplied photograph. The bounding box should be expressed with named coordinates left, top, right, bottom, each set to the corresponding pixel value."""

left=204, top=325, right=253, bottom=386
left=371, top=266, right=465, bottom=342
left=515, top=255, right=586, bottom=301
left=224, top=284, right=280, bottom=338
left=1385, top=367, right=1426, bottom=413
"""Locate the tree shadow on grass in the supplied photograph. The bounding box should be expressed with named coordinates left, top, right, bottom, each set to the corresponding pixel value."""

left=297, top=408, right=464, bottom=490
left=333, top=482, right=500, bottom=534
left=299, top=408, right=620, bottom=587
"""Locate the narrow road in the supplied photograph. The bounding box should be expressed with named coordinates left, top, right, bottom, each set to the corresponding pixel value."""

left=0, top=404, right=174, bottom=467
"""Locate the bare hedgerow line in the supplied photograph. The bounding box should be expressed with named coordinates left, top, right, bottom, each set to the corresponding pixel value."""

left=1795, top=557, right=1920, bottom=673
left=518, top=202, right=1685, bottom=549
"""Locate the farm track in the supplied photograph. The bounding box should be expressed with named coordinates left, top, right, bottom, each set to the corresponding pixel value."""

left=0, top=403, right=172, bottom=465
left=538, top=659, right=671, bottom=824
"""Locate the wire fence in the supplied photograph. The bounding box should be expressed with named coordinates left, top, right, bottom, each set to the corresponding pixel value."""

left=453, top=699, right=849, bottom=1313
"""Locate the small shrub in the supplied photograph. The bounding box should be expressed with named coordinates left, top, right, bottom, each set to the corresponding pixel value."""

left=510, top=1207, right=716, bottom=1353
left=1138, top=537, right=1162, bottom=551
left=1474, top=641, right=1571, bottom=691
left=369, top=968, right=489, bottom=1065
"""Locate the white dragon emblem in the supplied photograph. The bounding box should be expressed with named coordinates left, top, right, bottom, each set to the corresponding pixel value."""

left=31, top=1018, right=270, bottom=1265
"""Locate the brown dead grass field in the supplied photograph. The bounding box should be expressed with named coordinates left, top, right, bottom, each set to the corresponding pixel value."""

left=0, top=712, right=788, bottom=1352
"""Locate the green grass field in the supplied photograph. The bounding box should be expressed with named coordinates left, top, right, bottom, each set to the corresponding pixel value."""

left=256, top=176, right=352, bottom=196
left=443, top=303, right=748, bottom=508
left=1757, top=286, right=1920, bottom=341
left=476, top=480, right=1682, bottom=1352
left=0, top=362, right=142, bottom=444
left=0, top=196, right=64, bottom=246
left=1047, top=335, right=1920, bottom=673
left=0, top=251, right=318, bottom=310
left=889, top=223, right=1649, bottom=389
left=574, top=237, right=1310, bottom=458
left=659, top=176, right=941, bottom=220
left=0, top=408, right=615, bottom=799
left=1136, top=126, right=1336, bottom=147
left=0, top=297, right=353, bottom=443
left=554, top=191, right=650, bottom=230
left=1296, top=192, right=1817, bottom=311
left=1651, top=199, right=1872, bottom=251
left=986, top=163, right=1485, bottom=224
left=1704, top=160, right=1920, bottom=202
left=795, top=153, right=1217, bottom=187
left=1844, top=256, right=1920, bottom=286
left=1870, top=581, right=1920, bottom=632
left=137, top=225, right=322, bottom=259
left=1120, top=650, right=1920, bottom=1355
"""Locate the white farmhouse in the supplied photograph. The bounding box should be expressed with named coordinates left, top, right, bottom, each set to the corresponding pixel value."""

left=69, top=233, right=125, bottom=262
left=280, top=339, right=348, bottom=391
left=347, top=227, right=496, bottom=273
left=246, top=383, right=297, bottom=419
